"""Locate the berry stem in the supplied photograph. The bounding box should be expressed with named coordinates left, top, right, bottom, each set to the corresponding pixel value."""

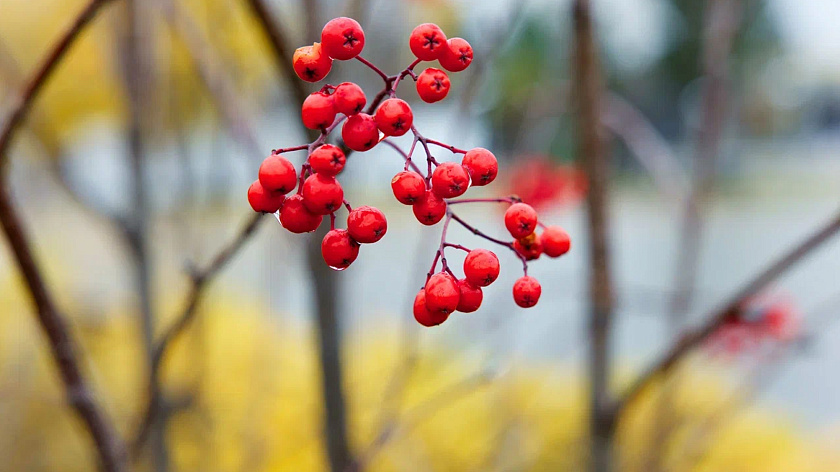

left=330, top=212, right=336, bottom=230
left=343, top=200, right=353, bottom=212
left=443, top=242, right=471, bottom=252
left=425, top=139, right=467, bottom=154
left=446, top=197, right=519, bottom=205
left=389, top=59, right=421, bottom=96
left=448, top=211, right=529, bottom=275
left=380, top=138, right=424, bottom=174
left=272, top=144, right=309, bottom=155
left=355, top=55, right=390, bottom=83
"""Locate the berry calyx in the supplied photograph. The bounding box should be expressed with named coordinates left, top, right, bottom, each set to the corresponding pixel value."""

left=424, top=272, right=460, bottom=315
left=374, top=98, right=413, bottom=137
left=463, top=249, right=500, bottom=287
left=438, top=37, right=473, bottom=72
left=461, top=148, right=498, bottom=186
left=414, top=289, right=449, bottom=327
left=333, top=82, right=366, bottom=115
left=321, top=229, right=360, bottom=270
left=302, top=174, right=344, bottom=215
left=504, top=202, right=538, bottom=239
left=302, top=91, right=336, bottom=130
left=293, top=42, right=333, bottom=82
left=346, top=205, right=387, bottom=243
left=320, top=17, right=365, bottom=60
left=247, top=180, right=285, bottom=213
left=431, top=162, right=470, bottom=198
left=258, top=154, right=297, bottom=194
left=409, top=23, right=447, bottom=61
left=309, top=144, right=346, bottom=176
left=412, top=190, right=447, bottom=225
left=279, top=194, right=323, bottom=233
left=456, top=279, right=483, bottom=313
left=342, top=113, right=379, bottom=151
left=541, top=226, right=571, bottom=258
left=513, top=276, right=541, bottom=308
left=514, top=233, right=543, bottom=261
left=391, top=171, right=426, bottom=205
left=416, top=68, right=450, bottom=103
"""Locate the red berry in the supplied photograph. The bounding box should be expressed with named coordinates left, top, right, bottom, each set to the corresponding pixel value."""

left=504, top=203, right=538, bottom=239
left=391, top=171, right=426, bottom=205
left=513, top=276, right=541, bottom=308
left=431, top=162, right=470, bottom=198
left=412, top=190, right=447, bottom=225
left=456, top=279, right=483, bottom=313
left=541, top=226, right=571, bottom=258
left=414, top=289, right=449, bottom=327
left=342, top=113, right=379, bottom=151
left=461, top=148, right=498, bottom=186
left=346, top=205, right=387, bottom=243
left=247, top=180, right=285, bottom=213
left=279, top=194, right=323, bottom=233
left=320, top=17, right=365, bottom=60
left=302, top=174, right=344, bottom=215
left=409, top=23, right=447, bottom=61
left=463, top=249, right=500, bottom=287
left=438, top=37, right=473, bottom=72
left=258, top=154, right=297, bottom=194
left=424, top=272, right=460, bottom=315
left=416, top=68, right=450, bottom=103
left=514, top=233, right=542, bottom=261
left=302, top=91, right=336, bottom=130
left=333, top=82, right=366, bottom=115
left=374, top=98, right=413, bottom=137
left=309, top=144, right=346, bottom=176
left=293, top=42, right=333, bottom=82
left=321, top=229, right=360, bottom=270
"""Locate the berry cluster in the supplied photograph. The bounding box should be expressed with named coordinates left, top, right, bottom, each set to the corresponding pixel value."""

left=247, top=17, right=572, bottom=325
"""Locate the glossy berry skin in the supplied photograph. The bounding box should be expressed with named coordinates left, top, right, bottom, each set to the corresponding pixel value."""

left=342, top=113, right=379, bottom=151
left=279, top=194, right=323, bottom=233
left=416, top=68, right=450, bottom=103
left=333, top=82, right=366, bottom=115
left=513, top=276, right=542, bottom=308
left=247, top=180, right=285, bottom=213
left=431, top=162, right=470, bottom=198
left=541, top=226, right=571, bottom=258
left=514, top=233, right=543, bottom=261
left=412, top=190, right=447, bottom=225
left=424, top=272, right=460, bottom=316
left=414, top=289, right=449, bottom=327
left=320, top=17, right=365, bottom=60
left=456, top=279, right=483, bottom=313
left=461, top=148, right=498, bottom=186
left=258, top=155, right=297, bottom=194
left=293, top=42, right=333, bottom=82
left=438, top=37, right=473, bottom=72
left=504, top=203, right=538, bottom=239
left=302, top=174, right=344, bottom=215
left=463, top=249, right=500, bottom=287
left=409, top=23, right=447, bottom=61
left=346, top=205, right=387, bottom=243
left=391, top=171, right=426, bottom=205
left=374, top=98, right=413, bottom=137
left=309, top=144, right=346, bottom=176
left=302, top=92, right=336, bottom=130
left=321, top=229, right=360, bottom=270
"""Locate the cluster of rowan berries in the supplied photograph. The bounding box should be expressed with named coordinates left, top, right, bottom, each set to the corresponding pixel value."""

left=246, top=17, right=572, bottom=325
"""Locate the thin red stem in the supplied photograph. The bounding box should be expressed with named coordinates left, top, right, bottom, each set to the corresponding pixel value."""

left=381, top=138, right=424, bottom=174
left=330, top=213, right=336, bottom=230
left=446, top=197, right=518, bottom=205
left=272, top=144, right=309, bottom=155
left=355, top=55, right=390, bottom=83
left=426, top=139, right=467, bottom=154
left=449, top=212, right=529, bottom=275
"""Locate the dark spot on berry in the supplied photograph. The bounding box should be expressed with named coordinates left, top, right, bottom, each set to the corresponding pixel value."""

left=433, top=79, right=443, bottom=91
left=353, top=103, right=363, bottom=113
left=483, top=274, right=493, bottom=284
left=392, top=118, right=404, bottom=131
left=305, top=68, right=317, bottom=79
left=343, top=33, right=359, bottom=47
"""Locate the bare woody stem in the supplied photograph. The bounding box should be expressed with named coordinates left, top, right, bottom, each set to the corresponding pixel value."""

left=425, top=139, right=467, bottom=154
left=448, top=212, right=529, bottom=275
left=380, top=138, right=424, bottom=174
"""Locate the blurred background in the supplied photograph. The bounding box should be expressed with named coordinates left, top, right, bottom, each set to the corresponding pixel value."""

left=1, top=0, right=839, bottom=471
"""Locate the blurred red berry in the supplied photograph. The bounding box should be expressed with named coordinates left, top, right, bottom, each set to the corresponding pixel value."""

left=279, top=194, right=323, bottom=233
left=412, top=190, right=447, bottom=225
left=541, top=226, right=571, bottom=258
left=342, top=113, right=379, bottom=151
left=513, top=276, right=541, bottom=308
left=333, top=82, right=366, bottom=115
left=247, top=180, right=285, bottom=213
left=461, top=148, right=497, bottom=186
left=302, top=174, right=344, bottom=215
left=391, top=171, right=426, bottom=205
left=463, top=249, right=500, bottom=287
left=301, top=91, right=336, bottom=130
left=347, top=205, right=387, bottom=243
left=425, top=272, right=460, bottom=315
left=431, top=162, right=470, bottom=198
left=508, top=156, right=588, bottom=211
left=293, top=42, right=332, bottom=82
left=321, top=17, right=365, bottom=60
left=309, top=144, right=346, bottom=176
left=321, top=229, right=360, bottom=270
left=258, top=154, right=297, bottom=194
left=456, top=279, right=483, bottom=313
left=374, top=98, right=413, bottom=137
left=409, top=23, right=447, bottom=61
left=416, top=68, right=450, bottom=103
left=414, top=289, right=448, bottom=327
left=438, top=37, right=473, bottom=72
left=504, top=202, right=538, bottom=239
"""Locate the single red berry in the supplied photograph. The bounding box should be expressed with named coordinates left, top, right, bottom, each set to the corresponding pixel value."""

left=409, top=23, right=447, bottom=61
left=414, top=289, right=449, bottom=327
left=541, top=226, right=571, bottom=258
left=391, top=171, right=426, bottom=205
left=431, top=162, right=470, bottom=198
left=309, top=144, right=346, bottom=176
left=293, top=42, right=333, bottom=82
left=374, top=98, right=413, bottom=137
left=302, top=91, right=336, bottom=130
left=258, top=154, right=297, bottom=194
left=425, top=272, right=460, bottom=315
left=461, top=148, right=498, bottom=186
left=346, top=205, right=387, bottom=243
left=321, top=229, right=360, bottom=270
left=463, top=249, right=500, bottom=287
left=412, top=190, right=447, bottom=225
left=279, top=194, right=323, bottom=233
left=320, top=17, right=365, bottom=60
left=416, top=68, right=450, bottom=103
left=456, top=279, right=483, bottom=313
left=514, top=233, right=543, bottom=261
left=302, top=174, right=344, bottom=215
left=333, top=82, right=366, bottom=115
left=504, top=202, right=538, bottom=239
left=513, top=276, right=541, bottom=308
left=247, top=180, right=285, bottom=213
left=342, top=113, right=379, bottom=151
left=438, top=37, right=473, bottom=72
